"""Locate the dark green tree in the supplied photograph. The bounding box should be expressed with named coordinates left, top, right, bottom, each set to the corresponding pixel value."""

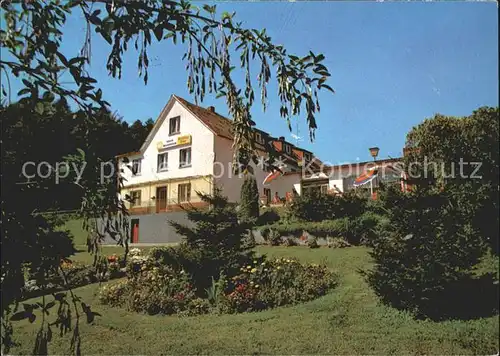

left=364, top=184, right=494, bottom=320
left=239, top=174, right=260, bottom=222
left=405, top=106, right=499, bottom=254
left=169, top=188, right=255, bottom=291
left=365, top=107, right=499, bottom=320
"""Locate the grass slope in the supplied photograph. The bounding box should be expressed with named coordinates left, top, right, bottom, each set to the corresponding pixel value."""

left=10, top=247, right=499, bottom=355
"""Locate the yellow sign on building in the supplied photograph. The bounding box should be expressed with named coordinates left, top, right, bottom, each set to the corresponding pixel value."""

left=177, top=135, right=192, bottom=145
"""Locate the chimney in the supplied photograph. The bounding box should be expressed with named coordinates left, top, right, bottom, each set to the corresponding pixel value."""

left=278, top=136, right=285, bottom=141
left=208, top=106, right=215, bottom=113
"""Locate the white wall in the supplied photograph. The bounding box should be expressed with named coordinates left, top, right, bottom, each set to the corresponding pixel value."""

left=329, top=178, right=344, bottom=192
left=214, top=136, right=301, bottom=202
left=120, top=100, right=215, bottom=187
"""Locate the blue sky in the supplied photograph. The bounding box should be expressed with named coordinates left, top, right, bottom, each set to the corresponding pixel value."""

left=8, top=1, right=499, bottom=164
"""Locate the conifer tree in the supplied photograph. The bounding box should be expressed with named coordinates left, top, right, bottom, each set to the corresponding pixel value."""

left=239, top=174, right=260, bottom=222
left=169, top=188, right=254, bottom=290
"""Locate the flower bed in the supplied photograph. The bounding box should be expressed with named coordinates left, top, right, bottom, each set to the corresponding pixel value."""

left=225, top=258, right=336, bottom=313
left=98, top=249, right=337, bottom=316
left=21, top=253, right=126, bottom=300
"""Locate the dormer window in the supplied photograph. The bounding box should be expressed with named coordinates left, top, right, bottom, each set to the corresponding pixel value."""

left=169, top=116, right=180, bottom=135
left=304, top=152, right=311, bottom=162
left=284, top=144, right=291, bottom=154
left=132, top=159, right=142, bottom=175
left=255, top=132, right=264, bottom=144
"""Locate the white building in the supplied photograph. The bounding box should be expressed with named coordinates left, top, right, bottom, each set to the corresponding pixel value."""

left=117, top=95, right=322, bottom=214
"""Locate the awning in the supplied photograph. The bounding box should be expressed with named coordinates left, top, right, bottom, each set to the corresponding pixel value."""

left=353, top=167, right=378, bottom=187
left=263, top=170, right=282, bottom=185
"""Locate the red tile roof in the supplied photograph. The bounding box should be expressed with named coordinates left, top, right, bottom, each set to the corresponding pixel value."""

left=175, top=96, right=234, bottom=140
left=120, top=95, right=320, bottom=166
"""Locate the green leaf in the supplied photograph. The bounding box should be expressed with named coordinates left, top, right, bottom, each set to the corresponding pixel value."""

left=17, top=88, right=31, bottom=96
left=153, top=26, right=163, bottom=41
left=321, top=84, right=335, bottom=93
left=69, top=57, right=85, bottom=66
left=203, top=4, right=214, bottom=14
left=35, top=102, right=45, bottom=115
left=216, top=91, right=227, bottom=99
left=76, top=148, right=86, bottom=159
left=45, top=301, right=56, bottom=310
left=10, top=311, right=29, bottom=321
left=42, top=91, right=55, bottom=102
left=56, top=52, right=69, bottom=67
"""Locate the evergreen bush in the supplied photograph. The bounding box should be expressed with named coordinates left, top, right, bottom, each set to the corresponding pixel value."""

left=364, top=185, right=491, bottom=320
left=239, top=174, right=260, bottom=223
left=169, top=188, right=255, bottom=291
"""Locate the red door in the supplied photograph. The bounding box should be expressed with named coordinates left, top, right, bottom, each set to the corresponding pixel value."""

left=131, top=219, right=139, bottom=243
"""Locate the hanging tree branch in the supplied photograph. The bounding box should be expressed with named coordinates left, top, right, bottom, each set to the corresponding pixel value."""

left=1, top=0, right=334, bottom=166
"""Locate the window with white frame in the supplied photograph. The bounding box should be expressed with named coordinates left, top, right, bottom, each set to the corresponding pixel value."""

left=179, top=148, right=192, bottom=168
left=169, top=116, right=181, bottom=135
left=130, top=190, right=141, bottom=207
left=178, top=183, right=191, bottom=203
left=132, top=159, right=142, bottom=175
left=157, top=152, right=168, bottom=172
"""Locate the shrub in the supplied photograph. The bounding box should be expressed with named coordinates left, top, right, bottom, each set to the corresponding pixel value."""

left=364, top=186, right=488, bottom=320
left=287, top=189, right=335, bottom=221
left=267, top=228, right=282, bottom=246
left=308, top=236, right=320, bottom=249
left=327, top=237, right=350, bottom=248
left=288, top=189, right=367, bottom=222
left=283, top=237, right=298, bottom=247
left=259, top=223, right=304, bottom=238
left=243, top=229, right=257, bottom=250
left=99, top=279, right=129, bottom=307
left=259, top=214, right=385, bottom=246
left=239, top=174, right=259, bottom=222
left=256, top=208, right=281, bottom=226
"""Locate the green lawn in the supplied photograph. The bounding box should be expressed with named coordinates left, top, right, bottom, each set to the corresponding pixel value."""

left=10, top=246, right=499, bottom=355
left=56, top=218, right=88, bottom=246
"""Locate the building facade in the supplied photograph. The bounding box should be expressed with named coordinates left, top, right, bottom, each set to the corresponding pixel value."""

left=117, top=95, right=319, bottom=214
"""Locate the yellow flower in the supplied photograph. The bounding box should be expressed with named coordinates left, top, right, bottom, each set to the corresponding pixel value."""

left=261, top=262, right=265, bottom=266
left=246, top=265, right=252, bottom=269
left=250, top=281, right=254, bottom=285
left=286, top=259, right=291, bottom=263
left=264, top=268, right=268, bottom=272
left=277, top=266, right=281, bottom=270
left=253, top=260, right=257, bottom=264
left=255, top=284, right=259, bottom=288
left=250, top=268, right=257, bottom=273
